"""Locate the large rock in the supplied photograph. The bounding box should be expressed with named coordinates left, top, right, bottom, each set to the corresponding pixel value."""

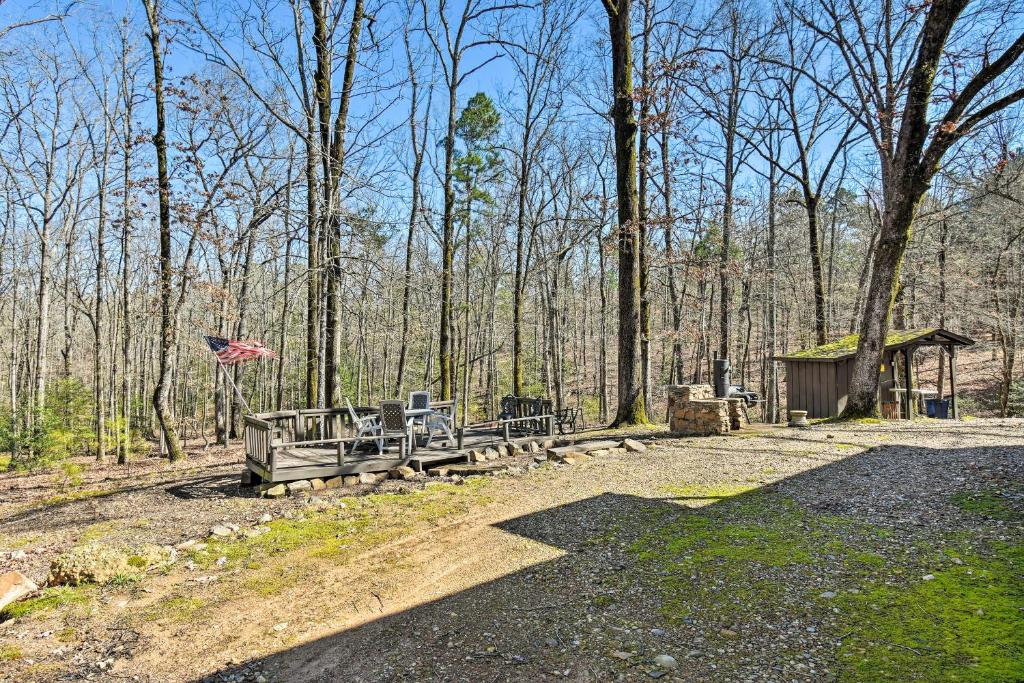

left=325, top=476, right=344, bottom=489
left=389, top=466, right=417, bottom=481
left=440, top=462, right=509, bottom=477
left=546, top=449, right=591, bottom=465
left=0, top=571, right=38, bottom=613
left=47, top=544, right=131, bottom=586
left=310, top=478, right=327, bottom=491
left=263, top=484, right=287, bottom=498
left=343, top=475, right=361, bottom=487
left=358, top=472, right=384, bottom=485
left=483, top=447, right=501, bottom=461
left=620, top=439, right=647, bottom=453
left=467, top=449, right=487, bottom=463
left=286, top=480, right=312, bottom=495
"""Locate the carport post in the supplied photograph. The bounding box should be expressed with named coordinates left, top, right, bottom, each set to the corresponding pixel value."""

left=949, top=346, right=959, bottom=420
left=903, top=347, right=914, bottom=421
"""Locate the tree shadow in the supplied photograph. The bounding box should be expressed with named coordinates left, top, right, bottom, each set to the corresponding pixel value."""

left=196, top=440, right=1022, bottom=682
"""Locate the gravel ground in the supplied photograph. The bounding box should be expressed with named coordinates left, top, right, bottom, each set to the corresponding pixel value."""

left=0, top=419, right=1021, bottom=682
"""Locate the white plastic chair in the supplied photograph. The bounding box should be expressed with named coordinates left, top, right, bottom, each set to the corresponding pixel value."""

left=346, top=397, right=383, bottom=454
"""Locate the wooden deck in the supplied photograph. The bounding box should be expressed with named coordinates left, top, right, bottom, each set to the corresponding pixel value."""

left=244, top=407, right=558, bottom=484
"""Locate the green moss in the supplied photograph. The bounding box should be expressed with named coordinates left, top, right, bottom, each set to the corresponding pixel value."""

left=0, top=644, right=22, bottom=661
left=952, top=490, right=1019, bottom=521
left=661, top=482, right=759, bottom=501
left=0, top=586, right=92, bottom=621
left=781, top=328, right=938, bottom=361
left=631, top=487, right=1023, bottom=680
left=836, top=543, right=1024, bottom=681
left=191, top=479, right=492, bottom=571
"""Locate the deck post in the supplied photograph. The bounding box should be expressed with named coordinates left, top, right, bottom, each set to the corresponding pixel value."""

left=457, top=427, right=465, bottom=450
left=949, top=345, right=959, bottom=420
left=903, top=347, right=914, bottom=421
left=502, top=421, right=510, bottom=442
left=545, top=415, right=554, bottom=436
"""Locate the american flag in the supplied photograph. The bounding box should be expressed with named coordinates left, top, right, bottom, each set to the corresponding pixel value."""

left=204, top=336, right=277, bottom=364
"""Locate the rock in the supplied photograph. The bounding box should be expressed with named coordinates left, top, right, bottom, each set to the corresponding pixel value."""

left=427, top=466, right=451, bottom=477
left=819, top=591, right=836, bottom=599
left=653, top=654, right=678, bottom=670
left=467, top=449, right=487, bottom=463
left=611, top=651, right=635, bottom=660
left=8, top=550, right=27, bottom=561
left=648, top=671, right=667, bottom=679
left=719, top=628, right=737, bottom=638
left=389, top=466, right=417, bottom=481
left=210, top=525, right=234, bottom=538
left=620, top=439, right=647, bottom=453
left=544, top=637, right=559, bottom=648
left=358, top=472, right=383, bottom=485
left=922, top=574, right=935, bottom=581
left=434, top=462, right=509, bottom=477
left=0, top=571, right=38, bottom=613
left=504, top=442, right=523, bottom=456
left=286, top=480, right=312, bottom=495
left=533, top=454, right=547, bottom=464
left=951, top=557, right=963, bottom=565
left=263, top=484, right=287, bottom=499
left=483, top=447, right=501, bottom=461
left=525, top=441, right=540, bottom=453
left=542, top=439, right=557, bottom=449
left=589, top=449, right=610, bottom=457
left=272, top=622, right=288, bottom=632
left=47, top=544, right=132, bottom=586
left=310, top=478, right=326, bottom=491
left=325, top=476, right=344, bottom=489
left=343, top=475, right=360, bottom=487
left=650, top=628, right=666, bottom=636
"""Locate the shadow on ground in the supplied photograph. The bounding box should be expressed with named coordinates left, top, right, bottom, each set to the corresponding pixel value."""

left=199, top=440, right=1023, bottom=682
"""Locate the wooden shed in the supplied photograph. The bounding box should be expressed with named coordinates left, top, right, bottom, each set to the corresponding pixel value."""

left=776, top=328, right=974, bottom=420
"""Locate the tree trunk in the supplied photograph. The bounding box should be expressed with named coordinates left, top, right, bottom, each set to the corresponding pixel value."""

left=144, top=0, right=184, bottom=462
left=604, top=0, right=647, bottom=425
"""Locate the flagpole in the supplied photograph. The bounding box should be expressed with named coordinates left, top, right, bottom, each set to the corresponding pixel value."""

left=217, top=355, right=254, bottom=416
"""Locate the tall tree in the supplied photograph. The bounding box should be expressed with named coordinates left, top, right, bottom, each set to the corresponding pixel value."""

left=143, top=0, right=184, bottom=461
left=602, top=0, right=647, bottom=425
left=796, top=0, right=1024, bottom=417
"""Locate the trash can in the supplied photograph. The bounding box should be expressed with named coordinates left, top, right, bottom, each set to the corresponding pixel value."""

left=926, top=398, right=949, bottom=419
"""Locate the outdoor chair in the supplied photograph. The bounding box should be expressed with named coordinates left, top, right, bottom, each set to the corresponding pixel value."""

left=423, top=410, right=455, bottom=448
left=409, top=390, right=430, bottom=430
left=379, top=400, right=411, bottom=458
left=346, top=398, right=383, bottom=453
left=554, top=406, right=582, bottom=435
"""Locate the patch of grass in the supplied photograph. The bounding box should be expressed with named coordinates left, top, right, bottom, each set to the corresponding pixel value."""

left=142, top=596, right=205, bottom=623
left=0, top=644, right=22, bottom=661
left=0, top=586, right=91, bottom=621
left=952, top=490, right=1019, bottom=520
left=79, top=521, right=118, bottom=543
left=190, top=478, right=493, bottom=571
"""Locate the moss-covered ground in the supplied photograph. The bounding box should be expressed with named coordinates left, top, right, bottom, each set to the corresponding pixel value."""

left=632, top=486, right=1024, bottom=681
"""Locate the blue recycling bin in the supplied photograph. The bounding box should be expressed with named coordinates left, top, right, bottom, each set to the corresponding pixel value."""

left=926, top=398, right=949, bottom=419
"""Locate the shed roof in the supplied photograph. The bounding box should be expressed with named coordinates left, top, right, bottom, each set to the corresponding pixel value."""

left=776, top=327, right=974, bottom=362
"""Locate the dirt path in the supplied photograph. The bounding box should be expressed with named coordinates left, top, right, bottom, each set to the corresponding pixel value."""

left=1, top=420, right=1022, bottom=682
